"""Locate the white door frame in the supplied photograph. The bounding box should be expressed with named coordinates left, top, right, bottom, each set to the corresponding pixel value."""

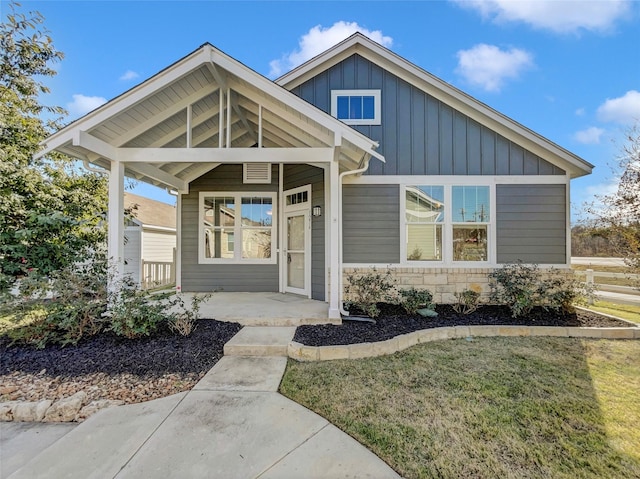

left=282, top=185, right=312, bottom=297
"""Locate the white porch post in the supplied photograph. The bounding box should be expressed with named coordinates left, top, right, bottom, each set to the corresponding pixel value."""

left=108, top=160, right=125, bottom=290
left=328, top=159, right=341, bottom=319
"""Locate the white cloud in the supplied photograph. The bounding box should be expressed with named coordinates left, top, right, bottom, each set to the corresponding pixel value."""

left=455, top=44, right=534, bottom=92
left=452, top=0, right=630, bottom=34
left=575, top=107, right=586, bottom=116
left=67, top=94, right=107, bottom=116
left=596, top=90, right=640, bottom=124
left=268, top=21, right=393, bottom=78
left=573, top=126, right=605, bottom=144
left=119, top=70, right=140, bottom=81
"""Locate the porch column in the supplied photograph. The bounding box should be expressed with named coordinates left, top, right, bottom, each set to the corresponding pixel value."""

left=328, top=160, right=341, bottom=319
left=108, top=160, right=125, bottom=290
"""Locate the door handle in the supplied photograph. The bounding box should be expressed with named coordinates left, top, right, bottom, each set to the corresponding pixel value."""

left=287, top=253, right=291, bottom=263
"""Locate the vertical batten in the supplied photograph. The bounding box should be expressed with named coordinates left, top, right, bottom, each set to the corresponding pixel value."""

left=226, top=87, right=231, bottom=148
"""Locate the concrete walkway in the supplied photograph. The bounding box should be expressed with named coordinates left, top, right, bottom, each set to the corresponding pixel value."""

left=7, top=356, right=400, bottom=479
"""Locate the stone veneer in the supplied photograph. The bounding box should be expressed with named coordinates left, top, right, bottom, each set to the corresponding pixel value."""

left=343, top=267, right=576, bottom=304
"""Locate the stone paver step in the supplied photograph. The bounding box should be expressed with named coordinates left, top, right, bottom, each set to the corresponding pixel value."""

left=223, top=326, right=296, bottom=357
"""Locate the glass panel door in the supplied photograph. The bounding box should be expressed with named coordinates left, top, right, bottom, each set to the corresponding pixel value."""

left=285, top=211, right=307, bottom=294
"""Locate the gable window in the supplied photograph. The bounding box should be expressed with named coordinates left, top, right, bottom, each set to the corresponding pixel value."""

left=403, top=185, right=492, bottom=264
left=331, top=90, right=381, bottom=125
left=199, top=192, right=276, bottom=264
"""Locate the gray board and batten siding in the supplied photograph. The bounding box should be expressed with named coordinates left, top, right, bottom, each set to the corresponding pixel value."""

left=496, top=184, right=567, bottom=264
left=290, top=54, right=565, bottom=177
left=181, top=164, right=279, bottom=293
left=283, top=164, right=325, bottom=301
left=181, top=163, right=327, bottom=300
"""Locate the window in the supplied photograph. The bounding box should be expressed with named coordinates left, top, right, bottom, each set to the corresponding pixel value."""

left=200, top=192, right=276, bottom=264
left=331, top=90, right=381, bottom=125
left=405, top=186, right=444, bottom=261
left=404, top=185, right=491, bottom=264
left=452, top=186, right=490, bottom=262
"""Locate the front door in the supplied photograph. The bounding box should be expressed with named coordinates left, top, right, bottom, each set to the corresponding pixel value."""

left=283, top=185, right=311, bottom=297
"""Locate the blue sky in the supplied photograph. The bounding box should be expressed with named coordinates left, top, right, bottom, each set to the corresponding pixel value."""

left=12, top=0, right=640, bottom=220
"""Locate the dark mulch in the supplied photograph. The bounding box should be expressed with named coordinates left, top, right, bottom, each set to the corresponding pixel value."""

left=0, top=320, right=242, bottom=378
left=294, top=304, right=633, bottom=347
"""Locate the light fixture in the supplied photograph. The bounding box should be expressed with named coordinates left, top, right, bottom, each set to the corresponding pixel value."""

left=312, top=205, right=322, bottom=217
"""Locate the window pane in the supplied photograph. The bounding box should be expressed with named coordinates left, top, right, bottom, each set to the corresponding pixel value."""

left=350, top=96, right=362, bottom=119
left=242, top=229, right=272, bottom=259
left=452, top=186, right=490, bottom=222
left=204, top=197, right=235, bottom=227
left=407, top=224, right=442, bottom=261
left=203, top=226, right=234, bottom=259
left=362, top=96, right=375, bottom=119
left=406, top=186, right=444, bottom=223
left=337, top=96, right=349, bottom=119
left=241, top=197, right=272, bottom=226
left=453, top=225, right=487, bottom=261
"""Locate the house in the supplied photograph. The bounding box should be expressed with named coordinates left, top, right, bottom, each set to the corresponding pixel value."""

left=123, top=192, right=176, bottom=288
left=37, top=33, right=593, bottom=318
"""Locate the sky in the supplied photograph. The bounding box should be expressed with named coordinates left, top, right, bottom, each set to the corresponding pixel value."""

left=9, top=0, right=640, bottom=221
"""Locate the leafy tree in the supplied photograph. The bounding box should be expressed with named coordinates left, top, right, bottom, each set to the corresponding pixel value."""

left=0, top=3, right=107, bottom=290
left=586, top=124, right=640, bottom=279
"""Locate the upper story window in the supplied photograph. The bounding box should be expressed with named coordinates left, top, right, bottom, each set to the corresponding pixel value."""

left=331, top=90, right=381, bottom=125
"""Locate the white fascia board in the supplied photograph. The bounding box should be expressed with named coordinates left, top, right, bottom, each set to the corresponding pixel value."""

left=41, top=48, right=209, bottom=156
left=119, top=147, right=334, bottom=164
left=72, top=131, right=118, bottom=160
left=278, top=35, right=591, bottom=178
left=207, top=46, right=381, bottom=159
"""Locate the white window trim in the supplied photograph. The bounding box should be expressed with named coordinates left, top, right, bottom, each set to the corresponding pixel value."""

left=198, top=191, right=277, bottom=265
left=331, top=89, right=381, bottom=125
left=400, top=182, right=495, bottom=267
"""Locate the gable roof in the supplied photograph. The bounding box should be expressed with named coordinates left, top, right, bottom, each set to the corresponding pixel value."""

left=38, top=43, right=384, bottom=191
left=277, top=33, right=593, bottom=179
left=124, top=192, right=176, bottom=229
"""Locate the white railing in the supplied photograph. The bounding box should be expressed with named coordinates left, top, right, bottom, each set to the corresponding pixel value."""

left=575, top=269, right=640, bottom=284
left=141, top=261, right=175, bottom=289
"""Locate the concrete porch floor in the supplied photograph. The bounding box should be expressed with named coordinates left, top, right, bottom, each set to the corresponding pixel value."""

left=179, top=292, right=339, bottom=326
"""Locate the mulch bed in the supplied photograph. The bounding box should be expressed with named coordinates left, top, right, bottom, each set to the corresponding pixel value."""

left=294, top=304, right=633, bottom=347
left=0, top=320, right=241, bottom=405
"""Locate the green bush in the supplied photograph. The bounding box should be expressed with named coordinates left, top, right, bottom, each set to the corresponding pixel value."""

left=344, top=268, right=396, bottom=318
left=452, top=289, right=481, bottom=315
left=489, top=262, right=593, bottom=318
left=398, top=287, right=434, bottom=315
left=169, top=293, right=212, bottom=336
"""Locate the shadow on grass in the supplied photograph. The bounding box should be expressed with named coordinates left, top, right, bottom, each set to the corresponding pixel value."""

left=281, top=337, right=640, bottom=479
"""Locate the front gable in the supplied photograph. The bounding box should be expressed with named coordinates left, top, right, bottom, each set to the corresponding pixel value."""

left=289, top=53, right=566, bottom=177
left=278, top=33, right=593, bottom=179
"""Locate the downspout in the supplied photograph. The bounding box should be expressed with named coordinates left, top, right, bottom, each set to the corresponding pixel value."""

left=337, top=154, right=373, bottom=317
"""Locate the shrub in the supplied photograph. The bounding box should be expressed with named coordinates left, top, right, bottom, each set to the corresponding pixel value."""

left=344, top=268, right=396, bottom=318
left=106, top=276, right=175, bottom=339
left=398, top=287, right=434, bottom=315
left=452, top=289, right=481, bottom=315
left=489, top=262, right=594, bottom=318
left=169, top=293, right=212, bottom=336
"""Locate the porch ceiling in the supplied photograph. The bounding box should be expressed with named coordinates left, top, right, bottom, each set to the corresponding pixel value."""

left=40, top=44, right=383, bottom=191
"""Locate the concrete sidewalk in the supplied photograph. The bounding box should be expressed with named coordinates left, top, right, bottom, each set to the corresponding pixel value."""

left=7, top=356, right=400, bottom=479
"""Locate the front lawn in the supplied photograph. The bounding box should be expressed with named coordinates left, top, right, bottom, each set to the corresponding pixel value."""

left=280, top=337, right=640, bottom=479
left=586, top=301, right=640, bottom=324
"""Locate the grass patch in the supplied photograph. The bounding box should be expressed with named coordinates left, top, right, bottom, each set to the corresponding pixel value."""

left=281, top=337, right=640, bottom=479
left=587, top=301, right=640, bottom=323
left=572, top=265, right=638, bottom=288
left=572, top=265, right=630, bottom=274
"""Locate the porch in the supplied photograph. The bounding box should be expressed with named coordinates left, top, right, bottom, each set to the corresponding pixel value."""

left=180, top=292, right=337, bottom=326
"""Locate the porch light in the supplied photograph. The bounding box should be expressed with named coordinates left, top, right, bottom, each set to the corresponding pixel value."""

left=312, top=205, right=322, bottom=217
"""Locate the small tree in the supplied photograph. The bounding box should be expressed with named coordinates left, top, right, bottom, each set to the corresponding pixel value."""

left=586, top=124, right=640, bottom=287
left=0, top=3, right=107, bottom=290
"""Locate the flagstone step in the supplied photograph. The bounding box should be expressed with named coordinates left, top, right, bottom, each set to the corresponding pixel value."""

left=223, top=326, right=297, bottom=357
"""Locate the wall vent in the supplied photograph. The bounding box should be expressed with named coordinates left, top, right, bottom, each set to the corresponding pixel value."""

left=243, top=163, right=271, bottom=184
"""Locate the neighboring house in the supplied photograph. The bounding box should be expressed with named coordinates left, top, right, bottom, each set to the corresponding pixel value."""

left=37, top=34, right=593, bottom=318
left=123, top=192, right=176, bottom=287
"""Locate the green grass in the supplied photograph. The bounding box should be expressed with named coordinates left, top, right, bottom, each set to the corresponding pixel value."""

left=281, top=338, right=640, bottom=479
left=587, top=301, right=640, bottom=323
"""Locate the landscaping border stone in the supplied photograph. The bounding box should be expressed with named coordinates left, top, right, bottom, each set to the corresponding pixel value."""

left=288, top=325, right=640, bottom=362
